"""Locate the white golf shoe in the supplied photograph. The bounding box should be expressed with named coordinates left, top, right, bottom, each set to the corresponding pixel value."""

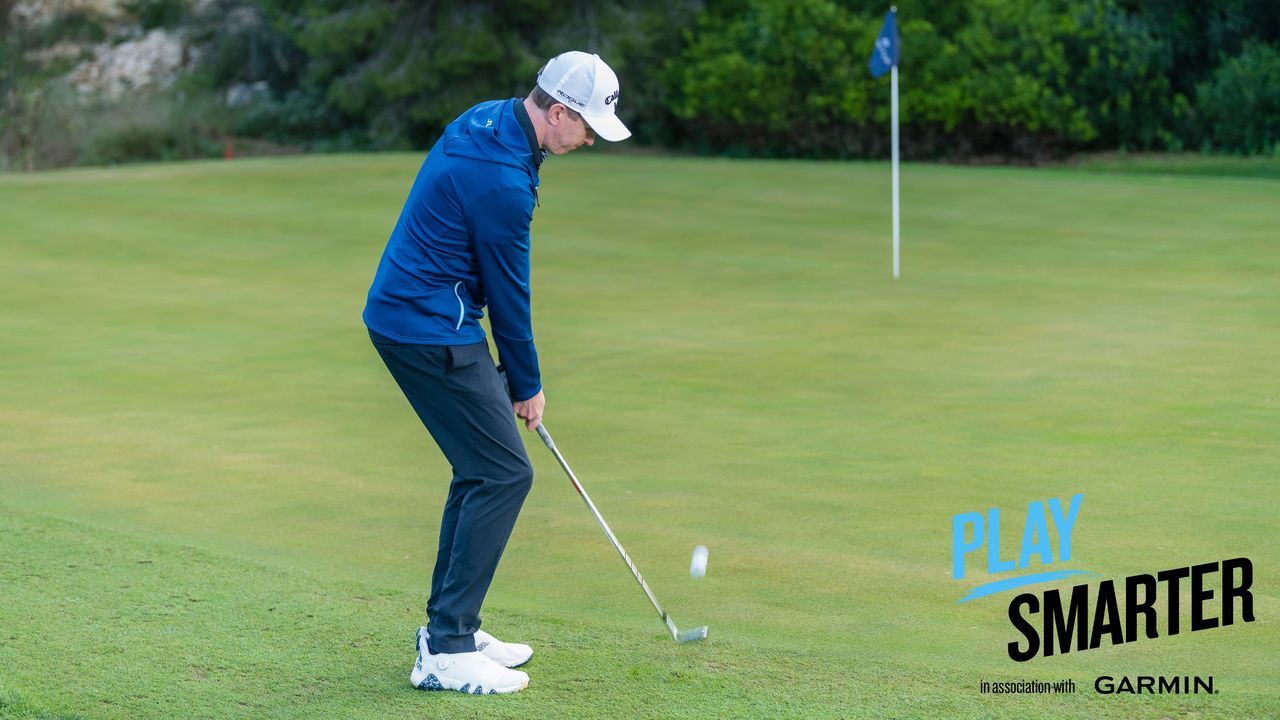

left=410, top=627, right=530, bottom=694
left=473, top=629, right=535, bottom=668
left=415, top=625, right=534, bottom=669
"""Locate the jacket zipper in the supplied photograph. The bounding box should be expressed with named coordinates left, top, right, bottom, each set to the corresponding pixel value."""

left=453, top=282, right=465, bottom=330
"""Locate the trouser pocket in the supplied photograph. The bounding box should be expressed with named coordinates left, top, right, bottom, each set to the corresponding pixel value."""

left=444, top=341, right=491, bottom=373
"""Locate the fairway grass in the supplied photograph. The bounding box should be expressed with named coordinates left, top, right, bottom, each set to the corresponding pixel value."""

left=1066, top=152, right=1280, bottom=180
left=2, top=154, right=1277, bottom=719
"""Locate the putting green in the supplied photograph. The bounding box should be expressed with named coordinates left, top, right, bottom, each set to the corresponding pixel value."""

left=1, top=154, right=1276, bottom=719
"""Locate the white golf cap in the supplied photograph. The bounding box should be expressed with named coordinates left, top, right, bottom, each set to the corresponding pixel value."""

left=536, top=51, right=631, bottom=142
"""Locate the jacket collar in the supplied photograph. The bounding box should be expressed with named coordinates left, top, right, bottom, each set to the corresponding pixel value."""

left=513, top=99, right=546, bottom=170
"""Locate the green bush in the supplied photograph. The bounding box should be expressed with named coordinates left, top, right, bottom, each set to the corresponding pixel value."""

left=664, top=0, right=880, bottom=158
left=940, top=0, right=1093, bottom=156
left=664, top=0, right=1190, bottom=160
left=251, top=0, right=700, bottom=150
left=0, top=7, right=98, bottom=170
left=233, top=89, right=363, bottom=148
left=1195, top=42, right=1280, bottom=154
left=1062, top=0, right=1178, bottom=151
left=82, top=92, right=230, bottom=165
left=185, top=1, right=306, bottom=92
left=5, top=0, right=1280, bottom=167
left=124, top=0, right=189, bottom=31
left=665, top=0, right=1098, bottom=159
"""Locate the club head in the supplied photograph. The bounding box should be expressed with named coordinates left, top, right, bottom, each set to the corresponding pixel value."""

left=676, top=626, right=709, bottom=643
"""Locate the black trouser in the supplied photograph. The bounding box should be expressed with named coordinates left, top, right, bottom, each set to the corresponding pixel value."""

left=369, top=330, right=534, bottom=654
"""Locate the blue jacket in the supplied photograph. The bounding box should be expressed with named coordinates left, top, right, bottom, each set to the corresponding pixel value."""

left=363, top=99, right=542, bottom=401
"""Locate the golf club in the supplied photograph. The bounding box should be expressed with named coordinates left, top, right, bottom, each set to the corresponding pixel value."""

left=535, top=423, right=708, bottom=643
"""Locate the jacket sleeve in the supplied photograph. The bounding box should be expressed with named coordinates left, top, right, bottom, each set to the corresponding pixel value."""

left=470, top=185, right=541, bottom=401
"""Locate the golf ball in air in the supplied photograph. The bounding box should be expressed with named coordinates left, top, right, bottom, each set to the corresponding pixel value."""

left=690, top=545, right=708, bottom=579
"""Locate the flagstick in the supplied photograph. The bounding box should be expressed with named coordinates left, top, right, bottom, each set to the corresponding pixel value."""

left=891, top=63, right=900, bottom=279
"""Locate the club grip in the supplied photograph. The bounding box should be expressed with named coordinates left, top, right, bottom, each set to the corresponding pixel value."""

left=536, top=423, right=555, bottom=450
left=497, top=365, right=512, bottom=400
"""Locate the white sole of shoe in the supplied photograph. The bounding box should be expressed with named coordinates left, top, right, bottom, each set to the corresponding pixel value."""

left=412, top=672, right=528, bottom=695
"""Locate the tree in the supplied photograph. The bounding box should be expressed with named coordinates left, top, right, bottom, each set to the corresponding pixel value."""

left=1195, top=42, right=1280, bottom=154
left=0, top=3, right=100, bottom=169
left=251, top=0, right=700, bottom=149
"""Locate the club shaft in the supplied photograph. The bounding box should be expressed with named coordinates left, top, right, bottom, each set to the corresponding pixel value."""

left=536, top=424, right=679, bottom=640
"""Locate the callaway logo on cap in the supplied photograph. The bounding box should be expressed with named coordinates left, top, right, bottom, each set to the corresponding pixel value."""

left=536, top=51, right=631, bottom=142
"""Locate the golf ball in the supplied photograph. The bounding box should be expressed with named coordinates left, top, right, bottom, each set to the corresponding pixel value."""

left=690, top=545, right=708, bottom=579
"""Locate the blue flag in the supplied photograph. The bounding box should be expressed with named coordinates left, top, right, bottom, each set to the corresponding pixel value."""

left=868, top=8, right=899, bottom=78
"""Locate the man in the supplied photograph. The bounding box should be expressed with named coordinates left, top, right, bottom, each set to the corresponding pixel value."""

left=362, top=52, right=630, bottom=695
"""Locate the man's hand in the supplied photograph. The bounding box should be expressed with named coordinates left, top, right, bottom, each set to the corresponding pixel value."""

left=512, top=389, right=545, bottom=431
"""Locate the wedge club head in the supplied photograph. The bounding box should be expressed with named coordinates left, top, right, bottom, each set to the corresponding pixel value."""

left=677, top=626, right=709, bottom=643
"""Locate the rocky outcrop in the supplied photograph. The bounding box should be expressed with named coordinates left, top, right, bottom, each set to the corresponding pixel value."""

left=13, top=0, right=202, bottom=99
left=12, top=0, right=128, bottom=25
left=67, top=29, right=199, bottom=98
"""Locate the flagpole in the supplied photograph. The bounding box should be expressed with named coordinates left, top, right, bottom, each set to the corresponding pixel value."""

left=891, top=62, right=900, bottom=279
left=870, top=5, right=901, bottom=278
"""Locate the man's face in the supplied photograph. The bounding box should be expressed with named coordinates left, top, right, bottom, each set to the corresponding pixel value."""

left=544, top=104, right=596, bottom=155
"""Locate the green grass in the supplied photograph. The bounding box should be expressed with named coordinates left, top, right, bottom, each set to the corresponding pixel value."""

left=1, top=154, right=1277, bottom=719
left=1066, top=151, right=1280, bottom=180
left=0, top=686, right=86, bottom=720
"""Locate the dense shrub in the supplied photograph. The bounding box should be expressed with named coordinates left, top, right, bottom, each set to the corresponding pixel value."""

left=664, top=0, right=1190, bottom=160
left=249, top=0, right=700, bottom=150
left=1195, top=42, right=1280, bottom=154
left=124, top=0, right=189, bottom=31
left=4, top=0, right=1280, bottom=167
left=664, top=0, right=880, bottom=158
left=81, top=91, right=230, bottom=165
left=232, top=88, right=365, bottom=148
left=1063, top=0, right=1177, bottom=150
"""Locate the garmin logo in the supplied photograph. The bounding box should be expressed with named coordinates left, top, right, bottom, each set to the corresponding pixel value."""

left=1094, top=675, right=1214, bottom=695
left=555, top=89, right=585, bottom=108
left=604, top=89, right=619, bottom=105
